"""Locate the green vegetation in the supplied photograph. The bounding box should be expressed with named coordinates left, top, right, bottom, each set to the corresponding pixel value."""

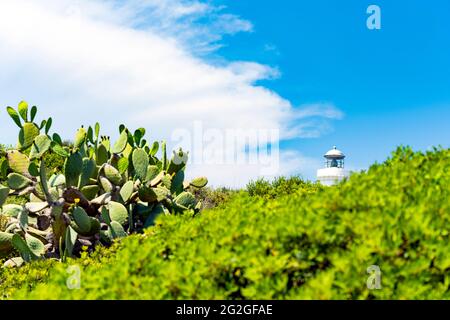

left=190, top=186, right=238, bottom=210
left=247, top=176, right=323, bottom=200
left=1, top=146, right=449, bottom=299
left=0, top=102, right=208, bottom=265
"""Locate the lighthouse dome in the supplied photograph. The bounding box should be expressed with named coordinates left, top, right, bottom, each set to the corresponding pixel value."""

left=324, top=146, right=345, bottom=159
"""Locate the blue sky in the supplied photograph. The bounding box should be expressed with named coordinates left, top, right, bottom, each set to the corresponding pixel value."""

left=214, top=0, right=450, bottom=170
left=0, top=0, right=449, bottom=185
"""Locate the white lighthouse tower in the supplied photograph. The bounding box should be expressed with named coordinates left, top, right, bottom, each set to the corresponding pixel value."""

left=317, top=146, right=349, bottom=186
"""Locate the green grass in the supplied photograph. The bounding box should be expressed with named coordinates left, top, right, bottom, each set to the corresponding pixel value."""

left=1, top=146, right=450, bottom=299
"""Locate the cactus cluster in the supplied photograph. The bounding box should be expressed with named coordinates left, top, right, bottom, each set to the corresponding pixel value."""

left=0, top=102, right=208, bottom=267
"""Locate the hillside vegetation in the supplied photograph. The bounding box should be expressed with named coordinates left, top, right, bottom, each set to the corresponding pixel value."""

left=1, top=147, right=450, bottom=299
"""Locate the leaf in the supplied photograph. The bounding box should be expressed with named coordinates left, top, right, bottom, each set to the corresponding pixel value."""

left=18, top=101, right=29, bottom=121
left=90, top=193, right=111, bottom=206
left=0, top=185, right=9, bottom=207
left=161, top=174, right=172, bottom=189
left=174, top=192, right=197, bottom=210
left=18, top=122, right=40, bottom=150
left=6, top=150, right=30, bottom=174
left=74, top=127, right=87, bottom=148
left=25, top=234, right=45, bottom=257
left=25, top=202, right=49, bottom=213
left=1, top=204, right=24, bottom=218
left=109, top=221, right=127, bottom=239
left=132, top=148, right=149, bottom=180
left=104, top=164, right=123, bottom=186
left=48, top=174, right=66, bottom=187
left=144, top=204, right=166, bottom=228
left=51, top=142, right=69, bottom=157
left=7, top=173, right=32, bottom=190
left=28, top=162, right=39, bottom=177
left=0, top=231, right=14, bottom=254
left=39, top=119, right=47, bottom=130
left=108, top=201, right=128, bottom=225
left=120, top=181, right=134, bottom=202
left=95, top=144, right=109, bottom=165
left=161, top=141, right=167, bottom=170
left=0, top=159, right=8, bottom=179
left=101, top=206, right=111, bottom=225
left=64, top=226, right=78, bottom=259
left=11, top=234, right=33, bottom=262
left=87, top=126, right=94, bottom=144
left=171, top=170, right=184, bottom=195
left=79, top=158, right=96, bottom=188
left=122, top=144, right=133, bottom=159
left=30, top=106, right=38, bottom=122
left=18, top=209, right=28, bottom=229
left=138, top=185, right=157, bottom=202
left=80, top=185, right=100, bottom=200
left=154, top=186, right=170, bottom=202
left=190, top=177, right=208, bottom=188
left=145, top=165, right=160, bottom=182
left=30, top=134, right=52, bottom=159
left=72, top=206, right=91, bottom=234
left=45, top=117, right=52, bottom=135
left=112, top=129, right=128, bottom=154
left=6, top=106, right=22, bottom=128
left=95, top=122, right=100, bottom=140
left=118, top=157, right=129, bottom=174
left=134, top=128, right=145, bottom=146
left=150, top=141, right=159, bottom=156
left=64, top=152, right=83, bottom=187
left=52, top=133, right=63, bottom=145
left=99, top=176, right=113, bottom=193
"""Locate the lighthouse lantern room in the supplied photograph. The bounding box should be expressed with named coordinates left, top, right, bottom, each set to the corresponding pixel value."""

left=317, top=146, right=349, bottom=186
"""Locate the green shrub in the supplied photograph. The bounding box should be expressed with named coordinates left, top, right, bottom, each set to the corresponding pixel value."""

left=2, top=146, right=449, bottom=299
left=190, top=187, right=238, bottom=210
left=247, top=176, right=323, bottom=199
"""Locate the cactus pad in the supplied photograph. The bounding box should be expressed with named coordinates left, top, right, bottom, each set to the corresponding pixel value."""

left=104, top=164, right=123, bottom=186
left=6, top=150, right=30, bottom=175
left=0, top=185, right=9, bottom=207
left=190, top=177, right=208, bottom=188
left=108, top=201, right=128, bottom=225
left=132, top=148, right=149, bottom=181
left=72, top=206, right=91, bottom=234
left=18, top=122, right=40, bottom=150
left=112, top=130, right=128, bottom=154
left=64, top=152, right=83, bottom=187
left=7, top=173, right=32, bottom=190
left=120, top=181, right=134, bottom=202
left=29, top=134, right=51, bottom=159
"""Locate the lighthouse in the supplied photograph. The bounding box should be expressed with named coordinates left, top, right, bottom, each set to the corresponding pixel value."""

left=317, top=146, right=349, bottom=186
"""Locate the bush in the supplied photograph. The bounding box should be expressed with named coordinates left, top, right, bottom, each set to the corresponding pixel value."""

left=247, top=176, right=323, bottom=199
left=2, top=146, right=449, bottom=299
left=190, top=187, right=238, bottom=210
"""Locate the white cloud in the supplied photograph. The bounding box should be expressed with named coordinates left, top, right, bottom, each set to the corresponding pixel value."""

left=0, top=0, right=341, bottom=186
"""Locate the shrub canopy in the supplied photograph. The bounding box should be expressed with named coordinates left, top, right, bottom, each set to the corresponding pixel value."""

left=1, top=146, right=449, bottom=299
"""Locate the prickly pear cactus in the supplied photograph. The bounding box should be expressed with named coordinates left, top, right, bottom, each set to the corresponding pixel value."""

left=0, top=101, right=208, bottom=267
